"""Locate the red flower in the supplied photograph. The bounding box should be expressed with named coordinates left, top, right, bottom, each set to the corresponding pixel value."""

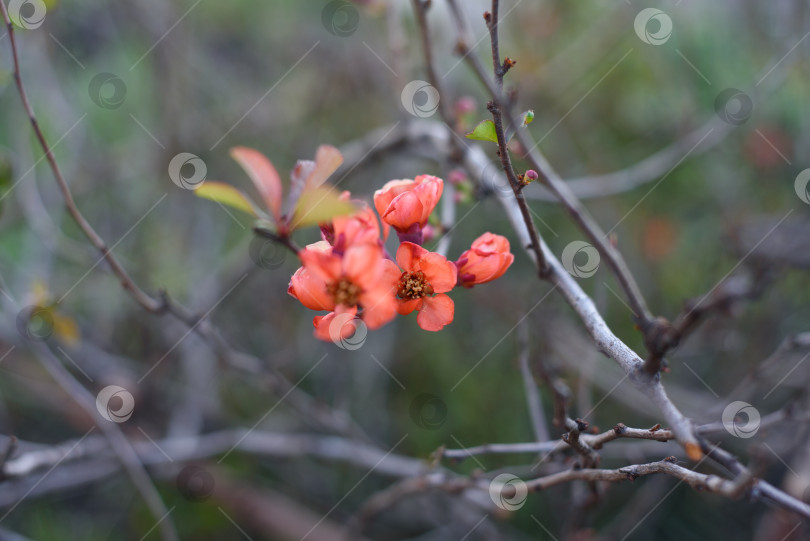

left=455, top=233, right=514, bottom=287
left=288, top=241, right=399, bottom=341
left=394, top=242, right=457, bottom=331
left=373, top=175, right=443, bottom=235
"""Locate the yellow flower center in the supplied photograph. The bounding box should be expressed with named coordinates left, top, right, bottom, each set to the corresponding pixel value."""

left=327, top=278, right=361, bottom=306
left=397, top=271, right=434, bottom=299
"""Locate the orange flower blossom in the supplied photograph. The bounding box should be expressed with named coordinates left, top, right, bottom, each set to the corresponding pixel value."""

left=288, top=240, right=399, bottom=342
left=373, top=175, right=443, bottom=243
left=394, top=242, right=457, bottom=331
left=455, top=233, right=515, bottom=288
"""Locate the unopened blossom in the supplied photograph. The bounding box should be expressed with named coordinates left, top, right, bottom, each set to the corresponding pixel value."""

left=373, top=175, right=443, bottom=241
left=455, top=233, right=514, bottom=288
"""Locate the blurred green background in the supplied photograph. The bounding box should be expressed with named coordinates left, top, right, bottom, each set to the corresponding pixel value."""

left=0, top=0, right=809, bottom=539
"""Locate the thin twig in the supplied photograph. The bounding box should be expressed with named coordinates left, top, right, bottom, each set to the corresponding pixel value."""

left=524, top=457, right=740, bottom=496
left=31, top=342, right=179, bottom=541
left=0, top=6, right=164, bottom=314
left=480, top=1, right=549, bottom=277
left=518, top=321, right=550, bottom=442
left=449, top=0, right=653, bottom=332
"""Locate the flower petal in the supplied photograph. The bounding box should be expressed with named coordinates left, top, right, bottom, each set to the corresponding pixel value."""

left=373, top=179, right=415, bottom=216
left=465, top=253, right=514, bottom=285
left=343, top=243, right=384, bottom=285
left=418, top=252, right=458, bottom=293
left=396, top=242, right=428, bottom=272
left=359, top=284, right=398, bottom=329
left=299, top=246, right=342, bottom=284
left=416, top=294, right=454, bottom=331
left=412, top=175, right=444, bottom=225
left=382, top=191, right=425, bottom=232
left=288, top=267, right=334, bottom=311
left=471, top=232, right=510, bottom=254
left=397, top=298, right=422, bottom=315
left=313, top=306, right=359, bottom=342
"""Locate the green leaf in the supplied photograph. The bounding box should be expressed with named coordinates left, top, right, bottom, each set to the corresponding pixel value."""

left=195, top=182, right=258, bottom=217
left=505, top=110, right=536, bottom=143
left=290, top=186, right=357, bottom=229
left=465, top=120, right=499, bottom=143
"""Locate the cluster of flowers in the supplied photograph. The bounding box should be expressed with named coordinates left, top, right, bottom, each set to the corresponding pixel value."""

left=288, top=174, right=515, bottom=342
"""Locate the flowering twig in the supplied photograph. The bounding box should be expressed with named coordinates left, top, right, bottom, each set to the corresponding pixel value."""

left=0, top=7, right=178, bottom=539
left=449, top=0, right=653, bottom=332
left=0, top=5, right=164, bottom=315
left=480, top=4, right=550, bottom=277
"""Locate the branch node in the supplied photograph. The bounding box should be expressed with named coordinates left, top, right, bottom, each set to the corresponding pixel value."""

left=503, top=57, right=517, bottom=73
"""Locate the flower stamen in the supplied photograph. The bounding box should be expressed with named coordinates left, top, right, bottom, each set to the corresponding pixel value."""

left=327, top=278, right=361, bottom=306
left=397, top=271, right=434, bottom=299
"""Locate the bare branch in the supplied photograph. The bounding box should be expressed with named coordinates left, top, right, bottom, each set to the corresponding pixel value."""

left=524, top=457, right=739, bottom=496
left=28, top=342, right=179, bottom=541
left=518, top=321, right=550, bottom=442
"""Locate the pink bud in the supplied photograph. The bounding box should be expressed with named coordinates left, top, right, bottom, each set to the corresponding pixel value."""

left=448, top=169, right=466, bottom=186
left=454, top=96, right=476, bottom=115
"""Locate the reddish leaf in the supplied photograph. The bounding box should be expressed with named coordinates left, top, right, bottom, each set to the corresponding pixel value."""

left=230, top=147, right=283, bottom=222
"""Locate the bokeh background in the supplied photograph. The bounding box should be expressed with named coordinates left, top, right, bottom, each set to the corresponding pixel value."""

left=0, top=0, right=809, bottom=539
